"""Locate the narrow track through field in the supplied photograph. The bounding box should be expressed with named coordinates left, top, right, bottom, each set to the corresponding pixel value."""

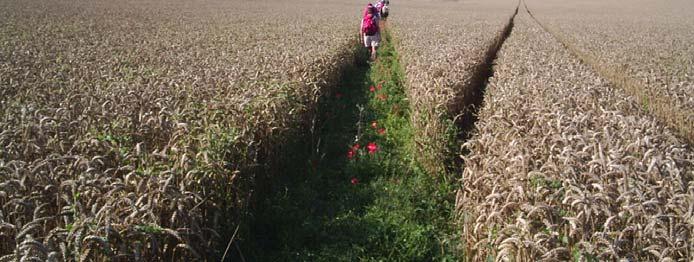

left=234, top=24, right=461, bottom=261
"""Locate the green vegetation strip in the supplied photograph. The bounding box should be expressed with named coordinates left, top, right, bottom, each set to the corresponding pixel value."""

left=237, top=28, right=460, bottom=261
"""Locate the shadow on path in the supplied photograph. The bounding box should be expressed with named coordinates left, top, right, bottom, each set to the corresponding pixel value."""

left=234, top=27, right=459, bottom=261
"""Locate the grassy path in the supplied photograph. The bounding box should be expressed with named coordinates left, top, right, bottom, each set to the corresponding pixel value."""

left=237, top=27, right=460, bottom=261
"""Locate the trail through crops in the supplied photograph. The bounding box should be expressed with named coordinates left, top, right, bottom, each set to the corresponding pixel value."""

left=234, top=25, right=461, bottom=261
left=454, top=3, right=518, bottom=139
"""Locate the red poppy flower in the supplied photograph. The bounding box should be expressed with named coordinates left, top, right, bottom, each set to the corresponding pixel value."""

left=377, top=128, right=386, bottom=135
left=351, top=177, right=359, bottom=185
left=367, top=142, right=378, bottom=154
left=377, top=83, right=382, bottom=90
left=335, top=92, right=343, bottom=98
left=371, top=121, right=378, bottom=129
left=347, top=149, right=356, bottom=159
left=352, top=144, right=360, bottom=150
left=369, top=85, right=375, bottom=92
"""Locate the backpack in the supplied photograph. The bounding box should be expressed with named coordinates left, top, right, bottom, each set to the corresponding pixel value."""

left=362, top=14, right=378, bottom=35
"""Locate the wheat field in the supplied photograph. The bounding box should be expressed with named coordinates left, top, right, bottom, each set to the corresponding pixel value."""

left=1, top=0, right=692, bottom=260
left=457, top=2, right=693, bottom=261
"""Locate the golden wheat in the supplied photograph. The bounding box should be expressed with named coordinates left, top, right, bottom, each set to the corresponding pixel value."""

left=457, top=11, right=693, bottom=261
left=0, top=0, right=359, bottom=259
left=392, top=0, right=518, bottom=173
left=524, top=0, right=694, bottom=143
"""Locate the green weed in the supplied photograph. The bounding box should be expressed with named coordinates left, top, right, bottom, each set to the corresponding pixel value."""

left=237, top=28, right=461, bottom=261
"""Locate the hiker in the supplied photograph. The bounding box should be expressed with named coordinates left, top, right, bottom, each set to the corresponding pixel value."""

left=380, top=0, right=389, bottom=18
left=375, top=0, right=384, bottom=18
left=360, top=3, right=380, bottom=61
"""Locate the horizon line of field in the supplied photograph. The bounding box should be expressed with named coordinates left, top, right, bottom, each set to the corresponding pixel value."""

left=522, top=0, right=693, bottom=145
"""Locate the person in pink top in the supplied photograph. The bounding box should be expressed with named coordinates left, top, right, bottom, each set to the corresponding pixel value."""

left=360, top=3, right=380, bottom=61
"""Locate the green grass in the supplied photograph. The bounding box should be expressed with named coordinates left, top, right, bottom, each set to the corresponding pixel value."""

left=235, top=28, right=460, bottom=261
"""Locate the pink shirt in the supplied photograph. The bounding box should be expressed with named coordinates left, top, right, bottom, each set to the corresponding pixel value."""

left=360, top=14, right=380, bottom=34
